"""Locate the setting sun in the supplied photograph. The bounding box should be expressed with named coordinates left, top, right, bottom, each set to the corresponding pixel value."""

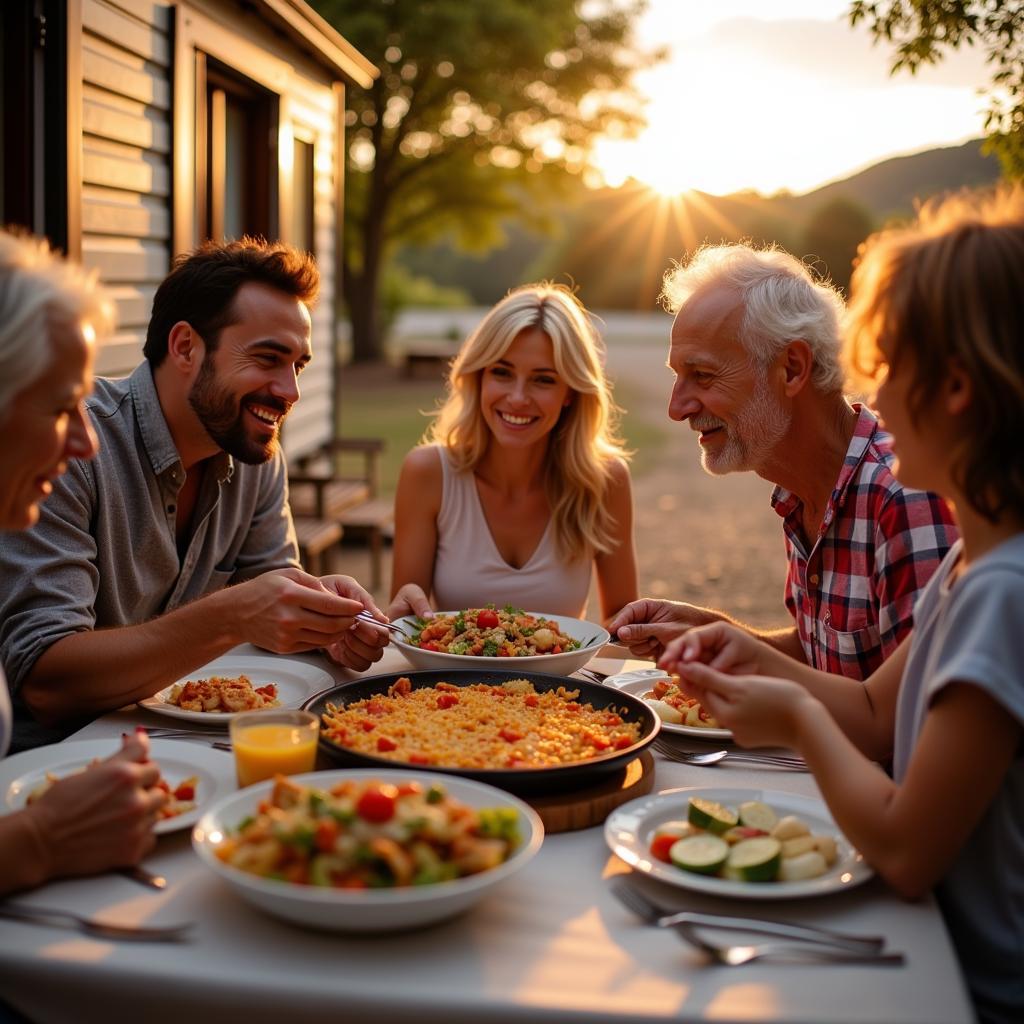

left=589, top=0, right=989, bottom=197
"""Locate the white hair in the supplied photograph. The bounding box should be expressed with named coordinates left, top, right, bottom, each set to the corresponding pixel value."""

left=660, top=243, right=846, bottom=393
left=0, top=230, right=114, bottom=413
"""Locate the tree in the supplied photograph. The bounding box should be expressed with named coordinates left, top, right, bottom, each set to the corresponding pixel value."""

left=849, top=1, right=1024, bottom=178
left=799, top=198, right=875, bottom=296
left=310, top=0, right=658, bottom=361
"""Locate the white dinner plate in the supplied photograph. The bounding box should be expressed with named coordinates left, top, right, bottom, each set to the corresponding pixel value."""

left=139, top=655, right=335, bottom=726
left=603, top=668, right=733, bottom=741
left=605, top=785, right=873, bottom=900
left=0, top=738, right=235, bottom=835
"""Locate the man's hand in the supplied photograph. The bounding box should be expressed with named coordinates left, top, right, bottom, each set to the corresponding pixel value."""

left=227, top=568, right=366, bottom=653
left=388, top=583, right=433, bottom=621
left=607, top=598, right=721, bottom=660
left=24, top=731, right=167, bottom=881
left=319, top=574, right=390, bottom=672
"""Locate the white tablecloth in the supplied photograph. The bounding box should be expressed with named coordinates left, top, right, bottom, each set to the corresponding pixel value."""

left=0, top=646, right=974, bottom=1024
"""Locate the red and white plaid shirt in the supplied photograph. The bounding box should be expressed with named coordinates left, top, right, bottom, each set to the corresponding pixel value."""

left=771, top=405, right=958, bottom=679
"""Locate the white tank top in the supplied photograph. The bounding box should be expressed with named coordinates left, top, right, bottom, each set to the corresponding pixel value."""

left=431, top=447, right=592, bottom=617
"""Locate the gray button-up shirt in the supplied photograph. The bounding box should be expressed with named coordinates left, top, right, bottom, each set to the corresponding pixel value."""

left=0, top=362, right=299, bottom=749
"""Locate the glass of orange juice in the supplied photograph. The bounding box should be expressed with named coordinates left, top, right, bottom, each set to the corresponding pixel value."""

left=229, top=709, right=319, bottom=787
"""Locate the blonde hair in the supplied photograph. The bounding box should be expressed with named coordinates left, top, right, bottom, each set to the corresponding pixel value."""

left=0, top=230, right=114, bottom=412
left=660, top=243, right=846, bottom=393
left=426, top=283, right=628, bottom=562
left=845, top=187, right=1024, bottom=523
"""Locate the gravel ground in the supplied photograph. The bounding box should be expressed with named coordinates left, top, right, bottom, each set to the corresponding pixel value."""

left=335, top=317, right=791, bottom=631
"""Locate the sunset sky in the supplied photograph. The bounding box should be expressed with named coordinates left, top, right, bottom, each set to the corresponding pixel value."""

left=591, top=0, right=993, bottom=196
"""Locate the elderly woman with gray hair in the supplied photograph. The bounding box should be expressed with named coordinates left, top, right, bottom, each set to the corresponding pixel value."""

left=0, top=230, right=168, bottom=894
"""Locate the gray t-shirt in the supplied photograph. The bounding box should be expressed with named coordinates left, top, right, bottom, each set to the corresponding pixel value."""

left=895, top=535, right=1024, bottom=1023
left=0, top=362, right=299, bottom=751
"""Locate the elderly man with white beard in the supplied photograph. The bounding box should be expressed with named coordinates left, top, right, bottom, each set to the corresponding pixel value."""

left=609, top=243, right=957, bottom=680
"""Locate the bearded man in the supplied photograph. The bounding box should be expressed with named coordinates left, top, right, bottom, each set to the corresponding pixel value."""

left=609, top=243, right=957, bottom=679
left=0, top=239, right=387, bottom=751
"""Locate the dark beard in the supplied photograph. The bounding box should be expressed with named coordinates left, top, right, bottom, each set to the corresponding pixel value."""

left=187, top=356, right=284, bottom=465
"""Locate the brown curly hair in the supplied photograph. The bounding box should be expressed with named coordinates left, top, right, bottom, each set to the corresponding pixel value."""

left=144, top=237, right=318, bottom=367
left=845, top=188, right=1024, bottom=524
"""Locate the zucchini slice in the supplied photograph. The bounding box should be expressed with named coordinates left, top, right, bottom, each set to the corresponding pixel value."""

left=669, top=834, right=729, bottom=876
left=687, top=797, right=739, bottom=834
left=725, top=836, right=782, bottom=882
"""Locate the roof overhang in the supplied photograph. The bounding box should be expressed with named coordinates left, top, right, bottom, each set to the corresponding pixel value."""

left=255, top=0, right=377, bottom=87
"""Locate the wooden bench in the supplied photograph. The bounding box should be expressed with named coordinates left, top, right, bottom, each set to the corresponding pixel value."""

left=337, top=497, right=394, bottom=590
left=293, top=516, right=343, bottom=575
left=288, top=437, right=388, bottom=583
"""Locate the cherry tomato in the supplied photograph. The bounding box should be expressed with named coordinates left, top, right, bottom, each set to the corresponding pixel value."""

left=420, top=641, right=442, bottom=652
left=173, top=783, right=195, bottom=801
left=376, top=736, right=397, bottom=752
left=356, top=785, right=397, bottom=823
left=499, top=727, right=523, bottom=744
left=476, top=609, right=500, bottom=629
left=650, top=834, right=677, bottom=863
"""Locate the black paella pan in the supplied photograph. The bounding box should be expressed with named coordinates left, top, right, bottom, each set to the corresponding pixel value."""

left=302, top=668, right=660, bottom=795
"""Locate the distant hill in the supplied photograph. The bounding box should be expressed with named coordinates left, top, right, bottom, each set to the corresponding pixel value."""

left=395, top=139, right=1003, bottom=310
left=785, top=139, right=1001, bottom=220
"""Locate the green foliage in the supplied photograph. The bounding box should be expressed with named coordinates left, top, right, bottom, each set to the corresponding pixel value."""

left=798, top=198, right=875, bottom=296
left=310, top=0, right=660, bottom=358
left=849, top=1, right=1024, bottom=178
left=379, top=263, right=470, bottom=337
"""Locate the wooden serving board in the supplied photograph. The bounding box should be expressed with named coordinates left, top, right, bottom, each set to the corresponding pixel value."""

left=524, top=750, right=656, bottom=834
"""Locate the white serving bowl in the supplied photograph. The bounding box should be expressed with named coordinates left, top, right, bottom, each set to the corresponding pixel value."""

left=192, top=768, right=544, bottom=932
left=391, top=611, right=609, bottom=676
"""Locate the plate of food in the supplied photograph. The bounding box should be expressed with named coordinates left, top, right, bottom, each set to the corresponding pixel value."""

left=192, top=768, right=544, bottom=931
left=139, top=655, right=335, bottom=725
left=303, top=668, right=659, bottom=794
left=0, top=738, right=235, bottom=835
left=603, top=668, right=732, bottom=741
left=605, top=786, right=872, bottom=900
left=390, top=607, right=609, bottom=676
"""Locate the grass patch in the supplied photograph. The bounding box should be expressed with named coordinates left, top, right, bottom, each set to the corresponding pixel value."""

left=336, top=370, right=671, bottom=497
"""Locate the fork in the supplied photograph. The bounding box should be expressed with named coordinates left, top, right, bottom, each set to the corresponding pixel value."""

left=653, top=739, right=807, bottom=770
left=0, top=903, right=194, bottom=942
left=610, top=878, right=885, bottom=953
left=673, top=919, right=905, bottom=966
left=576, top=667, right=609, bottom=684
left=355, top=611, right=413, bottom=639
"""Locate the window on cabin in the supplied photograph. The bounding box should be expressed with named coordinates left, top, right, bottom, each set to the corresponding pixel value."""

left=198, top=59, right=276, bottom=242
left=292, top=136, right=315, bottom=255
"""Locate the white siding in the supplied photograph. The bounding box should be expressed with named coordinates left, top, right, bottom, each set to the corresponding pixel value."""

left=78, top=0, right=344, bottom=461
left=81, top=0, right=172, bottom=377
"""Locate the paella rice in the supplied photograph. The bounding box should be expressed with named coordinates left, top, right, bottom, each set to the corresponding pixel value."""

left=320, top=677, right=642, bottom=769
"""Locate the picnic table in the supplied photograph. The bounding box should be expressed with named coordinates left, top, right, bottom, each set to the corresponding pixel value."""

left=0, top=646, right=974, bottom=1024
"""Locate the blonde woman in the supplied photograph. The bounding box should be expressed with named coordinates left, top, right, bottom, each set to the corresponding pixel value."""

left=389, top=284, right=638, bottom=623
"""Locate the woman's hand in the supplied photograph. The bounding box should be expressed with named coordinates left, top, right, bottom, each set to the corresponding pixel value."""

left=388, top=583, right=434, bottom=621
left=659, top=621, right=767, bottom=677
left=673, top=660, right=819, bottom=750
left=23, top=730, right=167, bottom=881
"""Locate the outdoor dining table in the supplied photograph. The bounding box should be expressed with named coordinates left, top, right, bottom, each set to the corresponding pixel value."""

left=0, top=644, right=975, bottom=1024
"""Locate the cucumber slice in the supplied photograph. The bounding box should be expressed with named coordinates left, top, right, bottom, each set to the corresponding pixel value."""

left=669, top=834, right=729, bottom=876
left=688, top=797, right=739, bottom=834
left=738, top=800, right=778, bottom=832
left=726, top=836, right=782, bottom=882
